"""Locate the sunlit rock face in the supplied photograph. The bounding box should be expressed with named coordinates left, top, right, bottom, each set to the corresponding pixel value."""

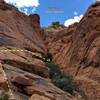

left=0, top=1, right=100, bottom=100
left=45, top=2, right=100, bottom=100
left=0, top=1, right=78, bottom=100
left=0, top=1, right=47, bottom=55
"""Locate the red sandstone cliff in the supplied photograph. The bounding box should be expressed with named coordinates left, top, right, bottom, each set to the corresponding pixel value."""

left=0, top=1, right=100, bottom=100
left=0, top=1, right=77, bottom=100
left=45, top=2, right=100, bottom=100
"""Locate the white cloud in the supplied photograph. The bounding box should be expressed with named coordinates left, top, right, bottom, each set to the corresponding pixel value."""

left=64, top=14, right=83, bottom=27
left=74, top=11, right=78, bottom=16
left=4, top=0, right=39, bottom=15
left=4, top=0, right=39, bottom=7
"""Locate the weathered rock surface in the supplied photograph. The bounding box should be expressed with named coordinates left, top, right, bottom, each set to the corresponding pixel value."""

left=0, top=1, right=47, bottom=55
left=45, top=2, right=100, bottom=100
left=0, top=64, right=7, bottom=89
left=45, top=23, right=77, bottom=68
left=29, top=14, right=41, bottom=35
left=0, top=1, right=77, bottom=100
left=3, top=64, right=76, bottom=100
left=1, top=0, right=100, bottom=100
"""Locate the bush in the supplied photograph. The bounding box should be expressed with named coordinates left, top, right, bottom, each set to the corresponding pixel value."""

left=45, top=62, right=76, bottom=94
left=45, top=62, right=61, bottom=78
left=52, top=21, right=60, bottom=27
left=52, top=74, right=76, bottom=94
left=0, top=93, right=9, bottom=100
left=36, top=70, right=44, bottom=77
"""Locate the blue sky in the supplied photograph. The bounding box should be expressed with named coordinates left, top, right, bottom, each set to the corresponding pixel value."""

left=37, top=0, right=94, bottom=27
left=4, top=0, right=95, bottom=27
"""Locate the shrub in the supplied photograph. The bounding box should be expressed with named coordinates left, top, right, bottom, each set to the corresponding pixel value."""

left=52, top=21, right=60, bottom=27
left=36, top=70, right=44, bottom=77
left=52, top=74, right=76, bottom=94
left=0, top=93, right=9, bottom=100
left=0, top=3, right=7, bottom=10
left=45, top=62, right=76, bottom=94
left=45, top=62, right=61, bottom=78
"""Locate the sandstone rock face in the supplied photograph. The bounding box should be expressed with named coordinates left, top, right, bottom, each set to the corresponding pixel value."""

left=29, top=14, right=41, bottom=35
left=0, top=2, right=47, bottom=55
left=3, top=64, right=75, bottom=100
left=0, top=64, right=7, bottom=89
left=45, top=23, right=77, bottom=69
left=1, top=1, right=100, bottom=100
left=0, top=1, right=77, bottom=100
left=46, top=2, right=100, bottom=100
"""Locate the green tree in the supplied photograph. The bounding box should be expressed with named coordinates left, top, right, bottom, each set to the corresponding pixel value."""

left=52, top=21, right=60, bottom=27
left=45, top=62, right=76, bottom=95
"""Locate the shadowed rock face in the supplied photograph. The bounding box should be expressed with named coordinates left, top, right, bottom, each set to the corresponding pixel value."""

left=29, top=14, right=41, bottom=35
left=46, top=2, right=100, bottom=100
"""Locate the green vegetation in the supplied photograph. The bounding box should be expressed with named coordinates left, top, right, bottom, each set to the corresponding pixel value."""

left=0, top=93, right=9, bottom=100
left=52, top=74, right=76, bottom=94
left=14, top=7, right=19, bottom=12
left=52, top=21, right=64, bottom=28
left=52, top=21, right=60, bottom=27
left=45, top=62, right=61, bottom=78
left=36, top=70, right=44, bottom=77
left=31, top=51, right=76, bottom=94
left=45, top=61, right=76, bottom=95
left=0, top=3, right=6, bottom=10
